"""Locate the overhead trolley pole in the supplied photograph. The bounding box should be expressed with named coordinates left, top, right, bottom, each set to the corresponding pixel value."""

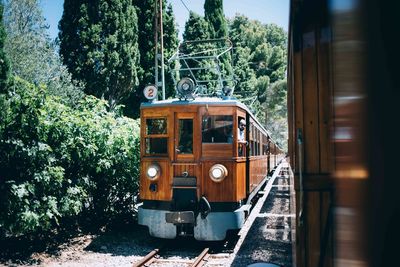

left=154, top=0, right=166, bottom=100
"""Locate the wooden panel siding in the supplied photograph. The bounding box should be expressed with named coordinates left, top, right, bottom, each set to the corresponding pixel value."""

left=235, top=162, right=247, bottom=200
left=173, top=164, right=197, bottom=177
left=302, top=29, right=320, bottom=173
left=317, top=26, right=334, bottom=173
left=202, top=144, right=233, bottom=159
left=248, top=156, right=269, bottom=192
left=140, top=159, right=172, bottom=201
left=201, top=161, right=237, bottom=202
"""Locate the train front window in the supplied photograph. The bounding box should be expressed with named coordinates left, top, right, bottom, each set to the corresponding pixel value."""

left=145, top=138, right=168, bottom=154
left=178, top=119, right=193, bottom=154
left=146, top=118, right=167, bottom=135
left=202, top=115, right=233, bottom=143
left=145, top=118, right=168, bottom=155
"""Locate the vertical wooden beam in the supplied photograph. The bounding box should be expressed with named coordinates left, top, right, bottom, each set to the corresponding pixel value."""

left=301, top=28, right=320, bottom=173
left=316, top=3, right=333, bottom=174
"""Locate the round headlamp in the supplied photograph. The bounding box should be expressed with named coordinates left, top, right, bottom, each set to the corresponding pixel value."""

left=146, top=163, right=161, bottom=181
left=209, top=164, right=228, bottom=183
left=176, top=77, right=195, bottom=98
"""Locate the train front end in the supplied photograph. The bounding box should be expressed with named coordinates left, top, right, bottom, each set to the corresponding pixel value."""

left=137, top=99, right=250, bottom=241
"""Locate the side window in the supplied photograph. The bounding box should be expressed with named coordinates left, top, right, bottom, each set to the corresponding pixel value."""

left=237, top=116, right=247, bottom=157
left=250, top=124, right=255, bottom=156
left=177, top=119, right=193, bottom=154
left=202, top=115, right=233, bottom=143
left=145, top=118, right=168, bottom=155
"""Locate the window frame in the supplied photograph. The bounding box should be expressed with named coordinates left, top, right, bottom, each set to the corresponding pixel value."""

left=201, top=115, right=234, bottom=144
left=144, top=117, right=169, bottom=156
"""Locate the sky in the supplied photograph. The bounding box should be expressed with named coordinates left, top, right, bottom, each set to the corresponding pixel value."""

left=41, top=0, right=290, bottom=41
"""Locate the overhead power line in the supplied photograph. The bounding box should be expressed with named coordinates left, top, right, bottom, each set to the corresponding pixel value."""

left=179, top=0, right=191, bottom=13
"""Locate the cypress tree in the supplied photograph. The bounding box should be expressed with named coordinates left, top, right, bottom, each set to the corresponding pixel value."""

left=123, top=0, right=178, bottom=117
left=0, top=2, right=9, bottom=93
left=59, top=0, right=139, bottom=110
left=163, top=3, right=179, bottom=98
left=181, top=12, right=217, bottom=93
left=183, top=12, right=210, bottom=42
left=203, top=0, right=232, bottom=82
left=204, top=0, right=227, bottom=39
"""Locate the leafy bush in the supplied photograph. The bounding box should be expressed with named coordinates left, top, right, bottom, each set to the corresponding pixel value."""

left=0, top=77, right=140, bottom=238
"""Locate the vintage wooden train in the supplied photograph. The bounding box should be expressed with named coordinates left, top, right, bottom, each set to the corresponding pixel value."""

left=137, top=95, right=284, bottom=240
left=137, top=39, right=284, bottom=240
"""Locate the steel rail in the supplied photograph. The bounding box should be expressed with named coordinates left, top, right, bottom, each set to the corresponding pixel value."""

left=132, top=248, right=159, bottom=267
left=191, top=248, right=210, bottom=267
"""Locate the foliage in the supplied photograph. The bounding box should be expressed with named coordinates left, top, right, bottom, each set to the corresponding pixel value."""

left=183, top=12, right=210, bottom=42
left=123, top=0, right=178, bottom=118
left=3, top=0, right=83, bottom=106
left=181, top=12, right=223, bottom=94
left=0, top=77, right=140, bottom=238
left=59, top=0, right=140, bottom=110
left=204, top=0, right=228, bottom=39
left=163, top=4, right=179, bottom=98
left=203, top=0, right=232, bottom=78
left=228, top=15, right=288, bottom=151
left=180, top=11, right=287, bottom=149
left=0, top=3, right=9, bottom=93
left=231, top=46, right=257, bottom=98
left=258, top=80, right=288, bottom=150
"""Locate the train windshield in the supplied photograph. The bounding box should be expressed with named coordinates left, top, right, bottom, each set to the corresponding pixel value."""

left=202, top=115, right=233, bottom=143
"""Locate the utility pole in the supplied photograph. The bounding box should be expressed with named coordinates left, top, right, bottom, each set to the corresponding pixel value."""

left=154, top=0, right=166, bottom=100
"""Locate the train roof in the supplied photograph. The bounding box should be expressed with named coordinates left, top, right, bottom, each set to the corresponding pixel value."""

left=141, top=96, right=248, bottom=110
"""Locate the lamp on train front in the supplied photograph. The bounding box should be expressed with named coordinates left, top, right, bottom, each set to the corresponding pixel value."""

left=209, top=164, right=228, bottom=182
left=177, top=77, right=196, bottom=100
left=146, top=163, right=161, bottom=181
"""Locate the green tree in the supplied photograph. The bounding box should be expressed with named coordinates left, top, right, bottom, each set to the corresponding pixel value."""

left=59, top=0, right=139, bottom=110
left=204, top=0, right=232, bottom=79
left=204, top=0, right=227, bottom=39
left=265, top=23, right=287, bottom=49
left=183, top=11, right=210, bottom=42
left=0, top=2, right=9, bottom=93
left=3, top=0, right=83, bottom=106
left=124, top=0, right=178, bottom=117
left=264, top=79, right=288, bottom=149
left=231, top=46, right=256, bottom=100
left=229, top=15, right=288, bottom=150
left=229, top=15, right=287, bottom=99
left=181, top=12, right=221, bottom=94
left=163, top=3, right=179, bottom=97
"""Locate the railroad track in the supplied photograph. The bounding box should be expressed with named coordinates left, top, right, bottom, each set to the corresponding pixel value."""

left=132, top=247, right=210, bottom=267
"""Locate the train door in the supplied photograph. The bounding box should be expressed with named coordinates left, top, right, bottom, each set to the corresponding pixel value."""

left=172, top=112, right=198, bottom=215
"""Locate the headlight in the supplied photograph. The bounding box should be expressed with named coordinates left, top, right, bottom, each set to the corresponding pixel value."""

left=146, top=163, right=161, bottom=181
left=209, top=164, right=228, bottom=183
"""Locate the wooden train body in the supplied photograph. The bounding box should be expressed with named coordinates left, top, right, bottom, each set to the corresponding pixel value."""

left=138, top=97, right=283, bottom=240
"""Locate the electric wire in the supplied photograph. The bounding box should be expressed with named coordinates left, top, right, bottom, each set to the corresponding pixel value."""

left=179, top=0, right=191, bottom=13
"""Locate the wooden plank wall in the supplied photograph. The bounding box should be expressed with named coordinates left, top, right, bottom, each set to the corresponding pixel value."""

left=288, top=0, right=334, bottom=266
